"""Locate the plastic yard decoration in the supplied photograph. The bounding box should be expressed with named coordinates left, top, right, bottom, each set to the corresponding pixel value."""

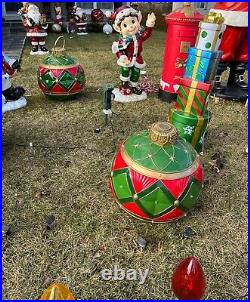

left=37, top=36, right=85, bottom=100
left=110, top=122, right=204, bottom=222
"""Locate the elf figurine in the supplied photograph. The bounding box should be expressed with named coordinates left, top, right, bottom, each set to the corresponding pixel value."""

left=2, top=53, right=27, bottom=113
left=210, top=2, right=248, bottom=101
left=109, top=6, right=156, bottom=102
left=20, top=3, right=49, bottom=55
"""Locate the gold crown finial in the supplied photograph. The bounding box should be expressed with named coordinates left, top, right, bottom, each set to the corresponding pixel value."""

left=149, top=122, right=178, bottom=146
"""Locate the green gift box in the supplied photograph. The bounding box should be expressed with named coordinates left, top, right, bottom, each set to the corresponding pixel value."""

left=169, top=108, right=212, bottom=153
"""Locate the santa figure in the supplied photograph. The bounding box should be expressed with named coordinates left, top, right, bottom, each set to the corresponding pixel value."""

left=210, top=2, right=248, bottom=100
left=72, top=5, right=88, bottom=35
left=109, top=5, right=156, bottom=100
left=54, top=2, right=63, bottom=25
left=21, top=3, right=49, bottom=55
left=2, top=53, right=27, bottom=113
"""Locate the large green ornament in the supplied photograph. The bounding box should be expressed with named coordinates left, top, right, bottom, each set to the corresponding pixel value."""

left=37, top=36, right=85, bottom=100
left=110, top=122, right=204, bottom=223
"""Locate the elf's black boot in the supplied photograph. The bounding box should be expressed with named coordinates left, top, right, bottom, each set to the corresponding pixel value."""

left=227, top=62, right=248, bottom=90
left=213, top=61, right=228, bottom=92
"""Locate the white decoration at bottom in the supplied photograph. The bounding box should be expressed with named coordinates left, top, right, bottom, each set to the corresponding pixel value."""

left=112, top=88, right=147, bottom=103
left=77, top=32, right=88, bottom=35
left=30, top=50, right=49, bottom=55
left=2, top=96, right=27, bottom=113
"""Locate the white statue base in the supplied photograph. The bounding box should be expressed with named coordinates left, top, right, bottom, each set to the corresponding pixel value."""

left=77, top=32, right=88, bottom=36
left=113, top=88, right=147, bottom=103
left=30, top=50, right=49, bottom=56
left=2, top=96, right=27, bottom=113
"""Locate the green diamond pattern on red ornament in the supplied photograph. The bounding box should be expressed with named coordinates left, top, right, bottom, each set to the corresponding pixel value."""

left=111, top=163, right=203, bottom=221
left=41, top=71, right=57, bottom=90
left=178, top=177, right=202, bottom=212
left=111, top=168, right=134, bottom=203
left=136, top=181, right=175, bottom=218
left=59, top=71, right=75, bottom=90
left=112, top=161, right=203, bottom=222
left=77, top=66, right=85, bottom=85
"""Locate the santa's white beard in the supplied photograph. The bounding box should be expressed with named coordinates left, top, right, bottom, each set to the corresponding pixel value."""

left=75, top=9, right=83, bottom=18
left=28, top=12, right=41, bottom=24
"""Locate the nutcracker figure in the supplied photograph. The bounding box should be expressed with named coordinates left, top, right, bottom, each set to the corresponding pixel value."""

left=51, top=3, right=63, bottom=33
left=72, top=5, right=88, bottom=35
left=54, top=3, right=63, bottom=25
left=20, top=3, right=49, bottom=55
left=210, top=2, right=248, bottom=101
left=2, top=53, right=27, bottom=113
left=109, top=5, right=156, bottom=102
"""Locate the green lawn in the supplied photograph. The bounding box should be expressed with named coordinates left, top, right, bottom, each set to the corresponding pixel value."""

left=2, top=32, right=248, bottom=300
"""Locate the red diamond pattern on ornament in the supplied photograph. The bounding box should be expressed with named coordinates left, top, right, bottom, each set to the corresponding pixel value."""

left=123, top=201, right=150, bottom=220
left=51, top=69, right=64, bottom=78
left=67, top=66, right=78, bottom=77
left=39, top=67, right=48, bottom=77
left=112, top=150, right=128, bottom=170
left=153, top=207, right=185, bottom=222
left=192, top=164, right=204, bottom=182
left=161, top=176, right=190, bottom=199
left=69, top=82, right=83, bottom=93
left=129, top=169, right=157, bottom=193
left=51, top=83, right=68, bottom=94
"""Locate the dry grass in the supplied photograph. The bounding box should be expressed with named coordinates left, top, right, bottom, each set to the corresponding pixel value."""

left=2, top=32, right=248, bottom=300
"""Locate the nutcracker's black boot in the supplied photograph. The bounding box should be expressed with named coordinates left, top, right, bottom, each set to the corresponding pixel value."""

left=2, top=86, right=25, bottom=101
left=40, top=45, right=48, bottom=53
left=213, top=62, right=228, bottom=92
left=227, top=62, right=248, bottom=90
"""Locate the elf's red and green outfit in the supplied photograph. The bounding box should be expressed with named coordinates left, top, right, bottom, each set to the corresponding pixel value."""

left=111, top=6, right=155, bottom=95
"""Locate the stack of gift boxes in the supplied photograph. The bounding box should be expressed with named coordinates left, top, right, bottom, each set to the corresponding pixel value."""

left=169, top=12, right=226, bottom=153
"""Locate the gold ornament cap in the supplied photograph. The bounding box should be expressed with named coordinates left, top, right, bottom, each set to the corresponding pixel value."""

left=149, top=122, right=178, bottom=146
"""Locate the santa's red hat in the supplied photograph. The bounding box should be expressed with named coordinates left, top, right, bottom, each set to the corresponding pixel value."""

left=106, top=5, right=139, bottom=26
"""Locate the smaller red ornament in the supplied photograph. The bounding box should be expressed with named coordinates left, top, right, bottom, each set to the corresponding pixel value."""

left=91, top=9, right=104, bottom=22
left=171, top=256, right=206, bottom=300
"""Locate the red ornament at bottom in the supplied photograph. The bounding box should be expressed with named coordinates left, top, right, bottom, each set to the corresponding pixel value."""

left=171, top=256, right=206, bottom=300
